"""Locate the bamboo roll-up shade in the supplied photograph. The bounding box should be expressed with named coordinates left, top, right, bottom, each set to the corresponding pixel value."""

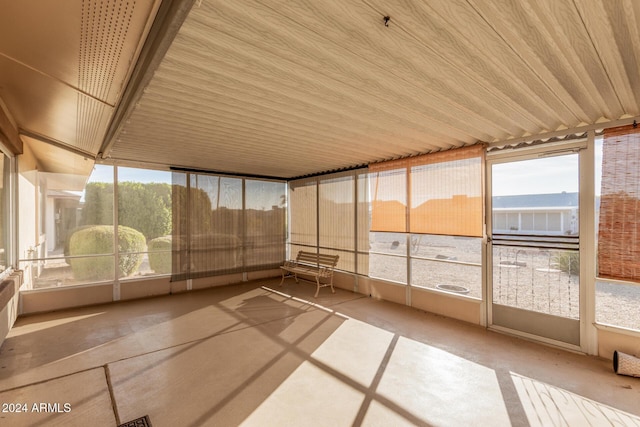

left=410, top=145, right=484, bottom=236
left=369, top=145, right=484, bottom=236
left=598, top=125, right=640, bottom=282
left=405, top=144, right=484, bottom=168
left=369, top=160, right=408, bottom=232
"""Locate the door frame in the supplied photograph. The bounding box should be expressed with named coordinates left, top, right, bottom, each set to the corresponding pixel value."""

left=484, top=137, right=597, bottom=353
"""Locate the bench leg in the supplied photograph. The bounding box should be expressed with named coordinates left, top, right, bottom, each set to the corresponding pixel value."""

left=314, top=277, right=321, bottom=298
left=314, top=277, right=336, bottom=298
left=280, top=271, right=298, bottom=286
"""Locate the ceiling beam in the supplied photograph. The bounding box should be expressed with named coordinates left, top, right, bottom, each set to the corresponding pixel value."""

left=0, top=97, right=23, bottom=155
left=20, top=128, right=96, bottom=160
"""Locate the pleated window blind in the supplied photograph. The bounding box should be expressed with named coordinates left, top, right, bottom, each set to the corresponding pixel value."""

left=356, top=170, right=371, bottom=275
left=171, top=172, right=189, bottom=280
left=288, top=178, right=317, bottom=254
left=370, top=145, right=484, bottom=237
left=598, top=125, right=640, bottom=282
left=319, top=172, right=355, bottom=271
left=245, top=179, right=287, bottom=270
left=369, top=162, right=408, bottom=232
left=172, top=172, right=286, bottom=281
left=288, top=170, right=368, bottom=273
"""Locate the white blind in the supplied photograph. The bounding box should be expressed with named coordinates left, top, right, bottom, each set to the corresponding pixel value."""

left=172, top=172, right=286, bottom=281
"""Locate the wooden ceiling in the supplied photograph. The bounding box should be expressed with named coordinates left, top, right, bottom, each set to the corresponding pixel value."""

left=1, top=0, right=639, bottom=178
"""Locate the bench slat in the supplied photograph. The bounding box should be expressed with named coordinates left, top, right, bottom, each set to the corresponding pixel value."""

left=296, top=251, right=339, bottom=268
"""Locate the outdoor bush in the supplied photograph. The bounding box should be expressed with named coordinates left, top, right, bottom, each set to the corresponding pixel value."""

left=552, top=251, right=580, bottom=275
left=81, top=181, right=172, bottom=240
left=80, top=183, right=114, bottom=226
left=118, top=182, right=172, bottom=240
left=148, top=235, right=172, bottom=274
left=68, top=225, right=146, bottom=281
left=63, top=225, right=94, bottom=261
left=173, top=184, right=213, bottom=235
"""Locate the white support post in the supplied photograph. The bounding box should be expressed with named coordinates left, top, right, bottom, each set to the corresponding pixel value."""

left=113, top=166, right=120, bottom=302
left=580, top=130, right=598, bottom=355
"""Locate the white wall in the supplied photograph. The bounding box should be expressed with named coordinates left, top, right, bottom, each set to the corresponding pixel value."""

left=17, top=145, right=39, bottom=290
left=0, top=271, right=23, bottom=348
left=46, top=197, right=56, bottom=252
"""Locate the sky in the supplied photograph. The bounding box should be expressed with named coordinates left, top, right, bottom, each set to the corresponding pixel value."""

left=87, top=166, right=171, bottom=184
left=492, top=154, right=579, bottom=196
left=493, top=139, right=603, bottom=197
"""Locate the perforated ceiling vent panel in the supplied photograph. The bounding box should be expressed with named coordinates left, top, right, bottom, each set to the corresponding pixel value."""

left=79, top=0, right=135, bottom=100
left=76, top=0, right=144, bottom=153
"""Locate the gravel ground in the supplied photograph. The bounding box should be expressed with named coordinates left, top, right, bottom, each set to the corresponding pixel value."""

left=369, top=234, right=640, bottom=331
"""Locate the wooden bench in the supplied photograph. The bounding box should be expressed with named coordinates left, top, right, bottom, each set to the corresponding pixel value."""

left=280, top=251, right=339, bottom=297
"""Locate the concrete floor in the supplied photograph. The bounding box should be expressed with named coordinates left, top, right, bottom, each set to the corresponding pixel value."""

left=0, top=278, right=639, bottom=426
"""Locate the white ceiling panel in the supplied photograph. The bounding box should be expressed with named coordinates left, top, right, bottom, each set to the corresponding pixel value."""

left=23, top=136, right=95, bottom=182
left=1, top=0, right=639, bottom=178
left=106, top=0, right=640, bottom=178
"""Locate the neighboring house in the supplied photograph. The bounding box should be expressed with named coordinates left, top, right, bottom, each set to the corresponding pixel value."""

left=492, top=192, right=579, bottom=235
left=46, top=190, right=81, bottom=252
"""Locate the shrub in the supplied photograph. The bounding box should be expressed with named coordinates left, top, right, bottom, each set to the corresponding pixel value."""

left=68, top=225, right=146, bottom=281
left=118, top=226, right=148, bottom=275
left=81, top=181, right=172, bottom=241
left=118, top=182, right=172, bottom=240
left=63, top=225, right=94, bottom=261
left=80, top=183, right=114, bottom=226
left=148, top=235, right=172, bottom=274
left=552, top=251, right=580, bottom=275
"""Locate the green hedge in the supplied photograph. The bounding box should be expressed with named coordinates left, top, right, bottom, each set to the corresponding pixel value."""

left=68, top=225, right=146, bottom=281
left=148, top=235, right=172, bottom=274
left=81, top=182, right=172, bottom=240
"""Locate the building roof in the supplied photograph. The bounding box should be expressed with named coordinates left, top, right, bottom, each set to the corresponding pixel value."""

left=492, top=192, right=579, bottom=209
